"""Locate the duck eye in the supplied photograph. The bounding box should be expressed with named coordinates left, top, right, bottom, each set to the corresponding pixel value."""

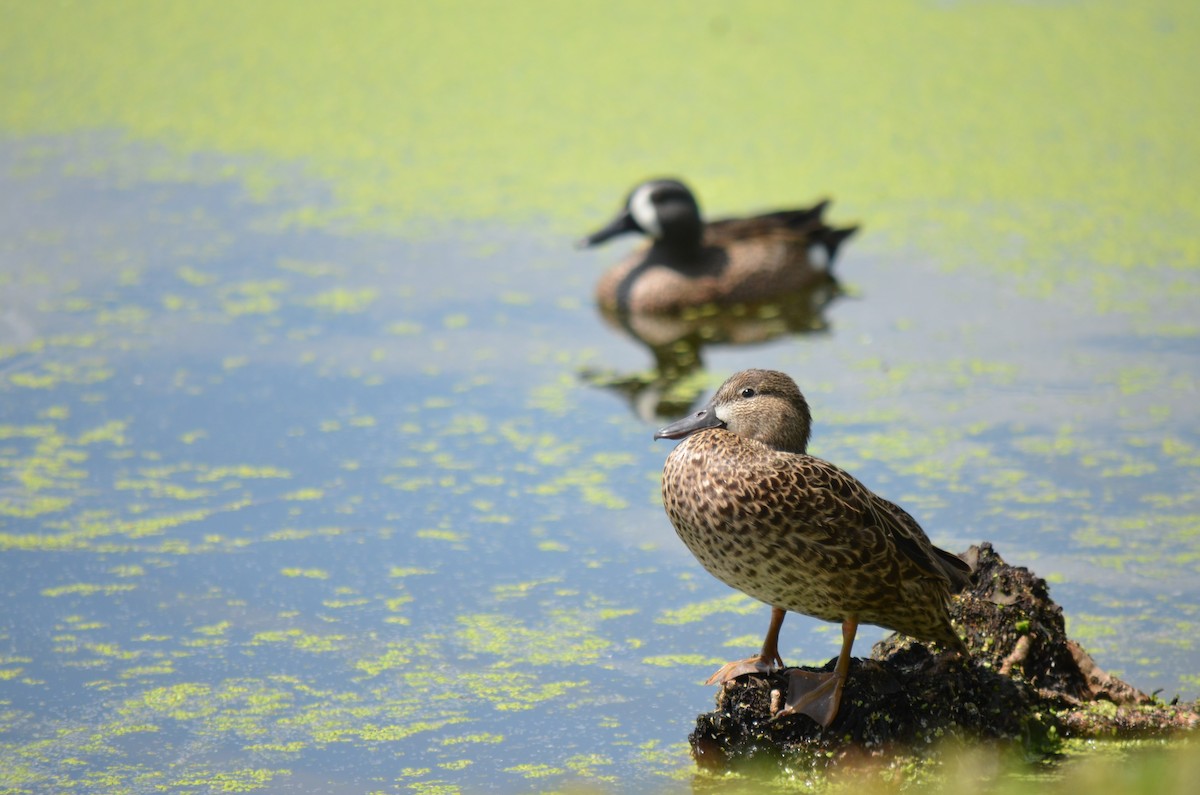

left=740, top=388, right=756, bottom=398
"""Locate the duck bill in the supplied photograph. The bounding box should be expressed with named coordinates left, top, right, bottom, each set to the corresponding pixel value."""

left=654, top=402, right=725, bottom=440
left=576, top=209, right=639, bottom=248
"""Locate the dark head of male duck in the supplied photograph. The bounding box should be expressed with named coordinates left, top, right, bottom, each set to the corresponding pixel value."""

left=577, top=179, right=705, bottom=254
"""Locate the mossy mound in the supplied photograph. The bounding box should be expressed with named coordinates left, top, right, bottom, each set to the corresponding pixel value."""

left=689, top=544, right=1198, bottom=774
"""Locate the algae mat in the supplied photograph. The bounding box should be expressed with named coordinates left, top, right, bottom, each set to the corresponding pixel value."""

left=2, top=1, right=1199, bottom=792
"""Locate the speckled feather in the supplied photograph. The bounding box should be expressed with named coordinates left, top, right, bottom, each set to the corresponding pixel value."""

left=658, top=370, right=970, bottom=651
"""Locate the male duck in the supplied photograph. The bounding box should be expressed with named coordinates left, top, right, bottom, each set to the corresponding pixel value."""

left=579, top=179, right=857, bottom=315
left=655, top=369, right=971, bottom=728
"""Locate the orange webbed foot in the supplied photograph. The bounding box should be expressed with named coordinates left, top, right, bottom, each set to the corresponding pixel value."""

left=775, top=668, right=844, bottom=728
left=704, top=652, right=784, bottom=685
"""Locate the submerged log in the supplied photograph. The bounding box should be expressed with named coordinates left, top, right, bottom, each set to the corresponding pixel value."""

left=689, top=543, right=1199, bottom=772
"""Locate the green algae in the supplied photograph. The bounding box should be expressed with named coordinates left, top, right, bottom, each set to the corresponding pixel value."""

left=656, top=593, right=762, bottom=626
left=305, top=287, right=379, bottom=314
left=170, top=768, right=293, bottom=792
left=503, top=763, right=563, bottom=779
left=2, top=3, right=1195, bottom=269
left=388, top=567, right=434, bottom=578
left=439, top=732, right=504, bottom=747
left=278, top=568, right=329, bottom=580
left=455, top=611, right=613, bottom=668
left=41, top=583, right=138, bottom=598
left=642, top=654, right=721, bottom=669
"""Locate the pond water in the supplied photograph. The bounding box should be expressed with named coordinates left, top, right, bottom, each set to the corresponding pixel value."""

left=2, top=2, right=1199, bottom=793
left=2, top=131, right=1197, bottom=793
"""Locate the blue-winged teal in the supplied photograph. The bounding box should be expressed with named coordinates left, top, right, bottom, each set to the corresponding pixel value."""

left=655, top=369, right=971, bottom=728
left=578, top=179, right=857, bottom=315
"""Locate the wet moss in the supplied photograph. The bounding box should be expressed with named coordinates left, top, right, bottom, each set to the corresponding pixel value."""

left=686, top=545, right=1198, bottom=779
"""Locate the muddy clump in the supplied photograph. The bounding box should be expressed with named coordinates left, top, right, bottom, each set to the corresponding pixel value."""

left=690, top=543, right=1198, bottom=773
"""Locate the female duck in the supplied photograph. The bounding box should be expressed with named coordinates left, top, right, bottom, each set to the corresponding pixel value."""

left=655, top=369, right=971, bottom=728
left=579, top=179, right=857, bottom=314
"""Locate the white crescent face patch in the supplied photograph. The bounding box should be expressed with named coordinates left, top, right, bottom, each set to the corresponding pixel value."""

left=629, top=183, right=663, bottom=239
left=807, top=240, right=830, bottom=270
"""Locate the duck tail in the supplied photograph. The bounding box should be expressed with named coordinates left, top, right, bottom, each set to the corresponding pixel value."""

left=757, top=199, right=830, bottom=229
left=817, top=225, right=859, bottom=270
left=805, top=198, right=831, bottom=221
left=933, top=545, right=975, bottom=593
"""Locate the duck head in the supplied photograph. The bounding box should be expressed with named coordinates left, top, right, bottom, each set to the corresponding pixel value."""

left=578, top=178, right=704, bottom=251
left=654, top=368, right=812, bottom=454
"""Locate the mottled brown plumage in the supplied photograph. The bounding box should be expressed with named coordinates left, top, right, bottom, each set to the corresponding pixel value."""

left=578, top=179, right=857, bottom=314
left=655, top=369, right=971, bottom=727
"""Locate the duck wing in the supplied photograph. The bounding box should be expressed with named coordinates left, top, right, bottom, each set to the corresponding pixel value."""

left=706, top=202, right=858, bottom=270
left=763, top=453, right=970, bottom=592
left=705, top=200, right=831, bottom=242
left=873, top=496, right=974, bottom=592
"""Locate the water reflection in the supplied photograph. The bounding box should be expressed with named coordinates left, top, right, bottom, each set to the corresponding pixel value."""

left=582, top=278, right=843, bottom=421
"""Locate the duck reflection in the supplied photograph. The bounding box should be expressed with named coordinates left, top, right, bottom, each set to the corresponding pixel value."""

left=581, top=278, right=843, bottom=421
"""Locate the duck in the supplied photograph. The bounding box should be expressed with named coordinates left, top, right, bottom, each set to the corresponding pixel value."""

left=578, top=179, right=857, bottom=315
left=654, top=369, right=972, bottom=728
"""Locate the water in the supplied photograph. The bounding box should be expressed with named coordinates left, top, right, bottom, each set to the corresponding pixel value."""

left=1, top=131, right=1197, bottom=792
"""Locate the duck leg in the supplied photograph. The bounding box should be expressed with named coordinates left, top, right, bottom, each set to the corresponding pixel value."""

left=778, top=615, right=858, bottom=728
left=705, top=606, right=787, bottom=683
